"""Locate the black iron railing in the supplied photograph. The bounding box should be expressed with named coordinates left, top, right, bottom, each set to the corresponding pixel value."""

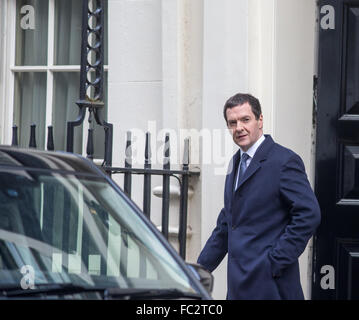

left=103, top=132, right=200, bottom=259
left=11, top=124, right=199, bottom=259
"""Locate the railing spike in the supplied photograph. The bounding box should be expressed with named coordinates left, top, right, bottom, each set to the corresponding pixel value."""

left=47, top=125, right=54, bottom=151
left=124, top=131, right=132, bottom=197
left=29, top=124, right=37, bottom=148
left=86, top=128, right=94, bottom=160
left=145, top=132, right=151, bottom=164
left=161, top=133, right=171, bottom=239
left=163, top=133, right=170, bottom=169
left=12, top=125, right=18, bottom=146
left=143, top=132, right=151, bottom=218
left=103, top=123, right=113, bottom=167
left=179, top=136, right=191, bottom=258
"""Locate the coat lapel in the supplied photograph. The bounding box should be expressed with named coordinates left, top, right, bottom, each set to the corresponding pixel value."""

left=235, top=160, right=261, bottom=190
left=224, top=148, right=241, bottom=211
left=226, top=149, right=241, bottom=192
left=234, top=134, right=275, bottom=191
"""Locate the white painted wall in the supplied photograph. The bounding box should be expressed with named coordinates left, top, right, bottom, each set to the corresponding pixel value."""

left=201, top=0, right=249, bottom=300
left=248, top=0, right=317, bottom=299
left=107, top=0, right=317, bottom=300
left=273, top=0, right=317, bottom=300
left=0, top=0, right=16, bottom=145
left=108, top=0, right=163, bottom=224
left=107, top=0, right=204, bottom=268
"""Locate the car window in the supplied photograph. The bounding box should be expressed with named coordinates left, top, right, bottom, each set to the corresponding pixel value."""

left=0, top=169, right=196, bottom=294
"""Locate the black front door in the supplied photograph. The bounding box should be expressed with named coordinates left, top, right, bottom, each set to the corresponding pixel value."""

left=313, top=0, right=359, bottom=300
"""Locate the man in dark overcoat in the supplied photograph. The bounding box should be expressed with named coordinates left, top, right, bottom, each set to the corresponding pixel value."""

left=197, top=93, right=321, bottom=300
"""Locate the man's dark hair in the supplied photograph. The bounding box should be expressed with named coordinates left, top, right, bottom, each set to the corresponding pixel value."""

left=223, top=93, right=262, bottom=122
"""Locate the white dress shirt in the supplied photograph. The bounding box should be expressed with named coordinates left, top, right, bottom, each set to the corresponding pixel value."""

left=239, top=134, right=266, bottom=167
left=234, top=135, right=265, bottom=190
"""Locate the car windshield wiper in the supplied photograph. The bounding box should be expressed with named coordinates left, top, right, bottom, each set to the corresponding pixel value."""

left=106, top=288, right=203, bottom=300
left=0, top=283, right=106, bottom=298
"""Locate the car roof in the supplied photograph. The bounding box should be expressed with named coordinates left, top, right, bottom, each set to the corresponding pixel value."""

left=0, top=145, right=100, bottom=175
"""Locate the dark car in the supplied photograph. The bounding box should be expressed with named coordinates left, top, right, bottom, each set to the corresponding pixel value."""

left=0, top=146, right=212, bottom=299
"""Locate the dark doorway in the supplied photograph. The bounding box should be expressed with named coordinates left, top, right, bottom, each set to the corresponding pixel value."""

left=313, top=0, right=359, bottom=299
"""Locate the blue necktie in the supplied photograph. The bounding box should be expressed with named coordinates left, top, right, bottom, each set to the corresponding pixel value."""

left=234, top=153, right=249, bottom=191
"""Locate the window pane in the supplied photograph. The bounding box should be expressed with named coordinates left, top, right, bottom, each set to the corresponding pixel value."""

left=15, top=0, right=48, bottom=66
left=52, top=72, right=83, bottom=153
left=53, top=72, right=108, bottom=157
left=93, top=73, right=108, bottom=159
left=54, top=0, right=108, bottom=65
left=54, top=0, right=82, bottom=65
left=13, top=72, right=47, bottom=148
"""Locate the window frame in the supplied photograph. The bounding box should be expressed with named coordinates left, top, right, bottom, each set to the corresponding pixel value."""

left=2, top=0, right=108, bottom=155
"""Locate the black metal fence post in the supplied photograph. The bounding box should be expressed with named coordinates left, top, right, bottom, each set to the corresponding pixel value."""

left=104, top=123, right=113, bottom=167
left=124, top=131, right=132, bottom=197
left=161, top=133, right=170, bottom=240
left=86, top=110, right=94, bottom=160
left=11, top=125, right=18, bottom=147
left=143, top=132, right=152, bottom=218
left=29, top=124, right=37, bottom=148
left=120, top=134, right=132, bottom=278
left=47, top=126, right=54, bottom=151
left=179, top=138, right=190, bottom=259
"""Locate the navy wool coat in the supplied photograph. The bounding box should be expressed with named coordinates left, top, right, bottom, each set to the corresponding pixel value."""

left=197, top=135, right=321, bottom=300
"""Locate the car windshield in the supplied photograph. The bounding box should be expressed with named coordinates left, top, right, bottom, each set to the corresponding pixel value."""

left=0, top=168, right=196, bottom=295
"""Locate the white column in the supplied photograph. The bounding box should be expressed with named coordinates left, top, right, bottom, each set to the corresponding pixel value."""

left=107, top=0, right=163, bottom=213
left=248, top=0, right=317, bottom=299
left=248, top=0, right=276, bottom=136
left=161, top=0, right=180, bottom=131
left=201, top=0, right=249, bottom=300
left=273, top=0, right=317, bottom=300
left=108, top=0, right=162, bottom=166
left=0, top=0, right=16, bottom=144
left=108, top=0, right=205, bottom=265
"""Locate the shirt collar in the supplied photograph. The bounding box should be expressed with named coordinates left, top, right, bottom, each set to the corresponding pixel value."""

left=240, top=134, right=265, bottom=159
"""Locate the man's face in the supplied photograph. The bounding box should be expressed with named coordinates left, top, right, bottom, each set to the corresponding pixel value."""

left=226, top=102, right=263, bottom=151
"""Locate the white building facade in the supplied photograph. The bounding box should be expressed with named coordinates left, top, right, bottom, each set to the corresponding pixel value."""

left=0, top=0, right=317, bottom=299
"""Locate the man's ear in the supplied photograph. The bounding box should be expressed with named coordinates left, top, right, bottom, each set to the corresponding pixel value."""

left=258, top=114, right=263, bottom=129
